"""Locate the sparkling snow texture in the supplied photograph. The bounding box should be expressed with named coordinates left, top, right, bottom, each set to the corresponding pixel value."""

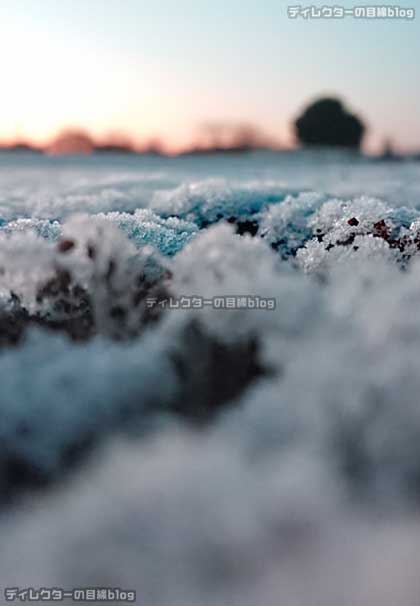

left=1, top=151, right=420, bottom=605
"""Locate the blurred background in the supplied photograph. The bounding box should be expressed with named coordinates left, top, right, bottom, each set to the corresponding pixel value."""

left=0, top=0, right=418, bottom=156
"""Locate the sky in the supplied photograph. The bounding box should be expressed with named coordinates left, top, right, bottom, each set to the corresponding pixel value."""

left=0, top=0, right=419, bottom=153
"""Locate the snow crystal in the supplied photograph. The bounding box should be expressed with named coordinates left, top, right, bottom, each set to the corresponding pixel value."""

left=1, top=152, right=420, bottom=605
left=150, top=179, right=289, bottom=225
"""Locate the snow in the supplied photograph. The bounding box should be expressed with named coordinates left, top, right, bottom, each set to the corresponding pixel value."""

left=1, top=150, right=420, bottom=604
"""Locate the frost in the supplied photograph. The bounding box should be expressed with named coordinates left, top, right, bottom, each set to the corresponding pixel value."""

left=0, top=330, right=178, bottom=489
left=54, top=214, right=171, bottom=338
left=0, top=231, right=57, bottom=310
left=1, top=436, right=420, bottom=606
left=297, top=233, right=397, bottom=274
left=1, top=218, right=62, bottom=240
left=258, top=191, right=326, bottom=256
left=97, top=208, right=198, bottom=255
left=1, top=154, right=420, bottom=604
left=151, top=179, right=289, bottom=225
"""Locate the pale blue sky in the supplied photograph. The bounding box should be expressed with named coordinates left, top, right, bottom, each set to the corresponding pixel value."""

left=0, top=0, right=418, bottom=151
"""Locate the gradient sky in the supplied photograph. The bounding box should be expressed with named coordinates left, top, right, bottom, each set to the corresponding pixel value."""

left=0, top=0, right=419, bottom=152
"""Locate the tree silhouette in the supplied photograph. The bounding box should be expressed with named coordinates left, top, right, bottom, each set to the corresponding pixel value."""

left=48, top=129, right=95, bottom=155
left=295, top=97, right=365, bottom=149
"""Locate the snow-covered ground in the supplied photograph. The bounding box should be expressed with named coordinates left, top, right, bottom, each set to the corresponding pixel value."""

left=1, top=150, right=420, bottom=605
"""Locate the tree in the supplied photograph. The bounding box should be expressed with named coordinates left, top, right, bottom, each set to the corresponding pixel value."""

left=295, top=97, right=365, bottom=149
left=48, top=129, right=95, bottom=155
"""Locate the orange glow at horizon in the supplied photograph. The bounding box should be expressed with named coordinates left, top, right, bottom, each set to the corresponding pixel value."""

left=0, top=11, right=417, bottom=157
left=0, top=0, right=418, bottom=158
left=0, top=124, right=414, bottom=157
left=0, top=25, right=390, bottom=156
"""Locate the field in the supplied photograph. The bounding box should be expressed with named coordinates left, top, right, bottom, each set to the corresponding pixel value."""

left=1, top=150, right=420, bottom=604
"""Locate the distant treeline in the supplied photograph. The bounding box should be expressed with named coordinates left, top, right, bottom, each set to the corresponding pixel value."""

left=0, top=96, right=418, bottom=159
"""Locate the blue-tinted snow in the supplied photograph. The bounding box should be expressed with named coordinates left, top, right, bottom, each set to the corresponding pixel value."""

left=1, top=150, right=420, bottom=605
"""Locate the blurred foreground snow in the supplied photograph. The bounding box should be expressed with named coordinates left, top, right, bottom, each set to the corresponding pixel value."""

left=1, top=151, right=420, bottom=605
